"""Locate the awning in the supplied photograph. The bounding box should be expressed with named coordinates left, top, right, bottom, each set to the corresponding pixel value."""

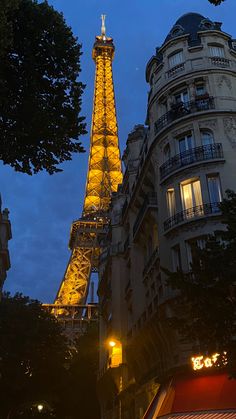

left=143, top=373, right=236, bottom=419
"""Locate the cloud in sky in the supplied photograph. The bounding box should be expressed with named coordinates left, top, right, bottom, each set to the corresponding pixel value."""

left=2, top=0, right=235, bottom=302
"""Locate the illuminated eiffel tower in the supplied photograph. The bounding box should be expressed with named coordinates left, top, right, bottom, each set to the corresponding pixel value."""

left=44, top=16, right=122, bottom=328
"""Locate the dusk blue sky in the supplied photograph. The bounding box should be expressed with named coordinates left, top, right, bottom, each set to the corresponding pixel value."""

left=2, top=0, right=236, bottom=303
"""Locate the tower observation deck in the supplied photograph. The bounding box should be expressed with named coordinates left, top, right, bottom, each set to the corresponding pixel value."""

left=43, top=16, right=122, bottom=325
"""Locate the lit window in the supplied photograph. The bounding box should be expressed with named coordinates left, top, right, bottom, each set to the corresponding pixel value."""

left=207, top=175, right=222, bottom=205
left=180, top=179, right=203, bottom=215
left=166, top=188, right=176, bottom=217
left=209, top=45, right=225, bottom=57
left=169, top=50, right=184, bottom=68
left=201, top=131, right=214, bottom=146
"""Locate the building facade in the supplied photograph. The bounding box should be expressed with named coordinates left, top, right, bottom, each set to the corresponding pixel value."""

left=97, top=13, right=236, bottom=419
left=0, top=197, right=11, bottom=299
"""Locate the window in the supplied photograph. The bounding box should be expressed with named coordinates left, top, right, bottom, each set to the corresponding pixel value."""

left=169, top=50, right=183, bottom=68
left=175, top=90, right=189, bottom=104
left=163, top=143, right=171, bottom=161
left=166, top=188, right=176, bottom=217
left=172, top=245, right=182, bottom=271
left=178, top=133, right=194, bottom=153
left=186, top=238, right=206, bottom=268
left=195, top=84, right=206, bottom=96
left=207, top=175, right=222, bottom=206
left=209, top=45, right=225, bottom=57
left=201, top=131, right=214, bottom=146
left=181, top=179, right=203, bottom=216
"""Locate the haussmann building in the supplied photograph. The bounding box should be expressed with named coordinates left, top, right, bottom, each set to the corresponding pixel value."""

left=97, top=13, right=236, bottom=419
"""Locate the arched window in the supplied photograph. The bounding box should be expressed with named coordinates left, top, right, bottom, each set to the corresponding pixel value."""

left=201, top=130, right=214, bottom=146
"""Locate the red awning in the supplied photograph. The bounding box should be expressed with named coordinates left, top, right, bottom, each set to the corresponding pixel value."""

left=143, top=373, right=236, bottom=419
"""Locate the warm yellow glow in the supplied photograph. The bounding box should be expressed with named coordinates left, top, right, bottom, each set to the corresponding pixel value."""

left=53, top=27, right=122, bottom=307
left=37, top=404, right=44, bottom=412
left=109, top=340, right=116, bottom=347
left=191, top=352, right=227, bottom=371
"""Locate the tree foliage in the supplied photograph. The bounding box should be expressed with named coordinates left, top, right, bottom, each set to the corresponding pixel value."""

left=0, top=0, right=86, bottom=175
left=164, top=190, right=236, bottom=376
left=0, top=293, right=70, bottom=417
left=0, top=293, right=100, bottom=418
left=208, top=0, right=226, bottom=4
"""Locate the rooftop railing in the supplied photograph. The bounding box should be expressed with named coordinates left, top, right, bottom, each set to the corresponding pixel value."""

left=160, top=143, right=224, bottom=181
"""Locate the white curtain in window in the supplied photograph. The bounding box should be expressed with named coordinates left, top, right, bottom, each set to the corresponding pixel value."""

left=208, top=176, right=222, bottom=203
left=167, top=189, right=176, bottom=216
left=192, top=180, right=203, bottom=207
left=210, top=46, right=225, bottom=57
left=181, top=180, right=203, bottom=211
left=169, top=51, right=183, bottom=68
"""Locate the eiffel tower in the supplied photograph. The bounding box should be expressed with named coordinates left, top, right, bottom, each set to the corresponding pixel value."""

left=43, top=16, right=122, bottom=329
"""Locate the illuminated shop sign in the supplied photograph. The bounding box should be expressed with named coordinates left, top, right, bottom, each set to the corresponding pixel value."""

left=191, top=352, right=227, bottom=371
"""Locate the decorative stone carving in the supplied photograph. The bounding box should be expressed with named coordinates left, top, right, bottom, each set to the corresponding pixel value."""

left=198, top=119, right=217, bottom=130
left=217, top=75, right=232, bottom=91
left=224, top=117, right=236, bottom=147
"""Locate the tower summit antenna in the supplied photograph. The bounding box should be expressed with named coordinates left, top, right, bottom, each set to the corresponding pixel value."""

left=101, top=14, right=106, bottom=40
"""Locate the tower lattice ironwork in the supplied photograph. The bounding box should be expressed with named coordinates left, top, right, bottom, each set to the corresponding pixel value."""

left=53, top=16, right=122, bottom=308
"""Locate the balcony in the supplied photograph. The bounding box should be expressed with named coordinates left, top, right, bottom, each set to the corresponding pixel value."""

left=166, top=62, right=185, bottom=78
left=133, top=193, right=158, bottom=239
left=155, top=97, right=215, bottom=134
left=210, top=56, right=230, bottom=67
left=160, top=143, right=224, bottom=181
left=164, top=202, right=221, bottom=232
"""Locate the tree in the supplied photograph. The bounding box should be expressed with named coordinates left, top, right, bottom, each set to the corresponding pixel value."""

left=163, top=190, right=236, bottom=376
left=0, top=293, right=101, bottom=418
left=0, top=293, right=70, bottom=417
left=208, top=0, right=226, bottom=4
left=61, top=322, right=101, bottom=419
left=0, top=0, right=86, bottom=175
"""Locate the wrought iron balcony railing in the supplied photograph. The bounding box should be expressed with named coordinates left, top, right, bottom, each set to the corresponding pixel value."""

left=133, top=193, right=158, bottom=238
left=160, top=143, right=224, bottom=180
left=155, top=97, right=215, bottom=134
left=164, top=202, right=221, bottom=232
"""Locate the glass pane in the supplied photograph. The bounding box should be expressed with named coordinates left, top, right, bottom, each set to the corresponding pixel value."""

left=192, top=180, right=203, bottom=207
left=169, top=51, right=183, bottom=68
left=210, top=46, right=225, bottom=57
left=182, top=183, right=193, bottom=210
left=167, top=189, right=175, bottom=216
left=196, top=85, right=205, bottom=96
left=208, top=176, right=222, bottom=203
left=201, top=132, right=214, bottom=146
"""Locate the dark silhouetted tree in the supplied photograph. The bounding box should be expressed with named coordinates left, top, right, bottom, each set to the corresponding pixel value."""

left=0, top=293, right=70, bottom=417
left=208, top=0, right=226, bottom=4
left=163, top=190, right=236, bottom=376
left=0, top=0, right=86, bottom=175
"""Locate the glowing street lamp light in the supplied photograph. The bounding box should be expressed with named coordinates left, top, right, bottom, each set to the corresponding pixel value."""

left=109, top=340, right=116, bottom=347
left=37, top=404, right=44, bottom=412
